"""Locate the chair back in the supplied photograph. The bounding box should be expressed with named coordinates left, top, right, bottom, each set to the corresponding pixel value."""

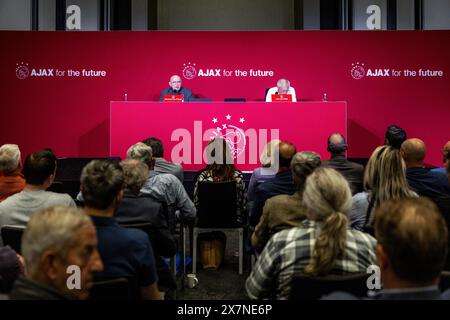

left=1, top=225, right=25, bottom=254
left=89, top=277, right=132, bottom=300
left=197, top=181, right=237, bottom=228
left=440, top=271, right=450, bottom=292
left=289, top=272, right=370, bottom=300
left=432, top=196, right=450, bottom=270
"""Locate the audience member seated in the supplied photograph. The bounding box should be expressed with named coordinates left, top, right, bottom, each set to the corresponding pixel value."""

left=159, top=75, right=193, bottom=102
left=251, top=151, right=321, bottom=253
left=385, top=124, right=407, bottom=149
left=431, top=141, right=450, bottom=174
left=127, top=142, right=196, bottom=226
left=249, top=141, right=297, bottom=228
left=401, top=138, right=450, bottom=199
left=265, top=78, right=297, bottom=102
left=0, top=144, right=25, bottom=202
left=246, top=168, right=376, bottom=300
left=142, top=137, right=184, bottom=183
left=0, top=149, right=75, bottom=234
left=194, top=138, right=246, bottom=224
left=349, top=146, right=416, bottom=231
left=322, top=133, right=364, bottom=195
left=326, top=198, right=450, bottom=300
left=80, top=160, right=161, bottom=300
left=247, top=139, right=280, bottom=213
left=0, top=246, right=23, bottom=293
left=116, top=159, right=176, bottom=256
left=115, top=159, right=177, bottom=295
left=10, top=206, right=103, bottom=300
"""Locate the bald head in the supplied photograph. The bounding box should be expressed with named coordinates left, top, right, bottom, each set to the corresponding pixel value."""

left=327, top=133, right=348, bottom=156
left=442, top=141, right=450, bottom=163
left=401, top=138, right=426, bottom=167
left=278, top=141, right=296, bottom=170
left=169, top=75, right=182, bottom=91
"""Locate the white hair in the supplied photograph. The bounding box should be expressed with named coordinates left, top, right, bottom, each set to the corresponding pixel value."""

left=0, top=144, right=21, bottom=174
left=126, top=142, right=153, bottom=165
left=277, top=79, right=290, bottom=87
left=22, top=206, right=92, bottom=276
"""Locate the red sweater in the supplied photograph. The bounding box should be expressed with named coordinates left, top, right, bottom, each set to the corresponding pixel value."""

left=0, top=169, right=26, bottom=202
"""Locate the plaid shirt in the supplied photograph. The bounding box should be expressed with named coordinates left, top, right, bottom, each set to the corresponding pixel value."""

left=246, top=220, right=376, bottom=300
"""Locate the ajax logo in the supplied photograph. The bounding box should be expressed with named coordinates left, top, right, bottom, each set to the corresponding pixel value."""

left=16, top=62, right=30, bottom=79
left=210, top=114, right=247, bottom=159
left=182, top=62, right=197, bottom=80
left=351, top=62, right=365, bottom=80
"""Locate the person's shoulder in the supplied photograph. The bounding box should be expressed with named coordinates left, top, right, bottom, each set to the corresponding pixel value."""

left=46, top=191, right=74, bottom=203
left=352, top=191, right=368, bottom=201
left=0, top=191, right=23, bottom=208
left=349, top=228, right=376, bottom=245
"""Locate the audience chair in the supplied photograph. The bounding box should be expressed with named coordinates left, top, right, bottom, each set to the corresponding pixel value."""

left=289, top=273, right=370, bottom=300
left=193, top=181, right=244, bottom=275
left=1, top=225, right=25, bottom=254
left=440, top=271, right=450, bottom=292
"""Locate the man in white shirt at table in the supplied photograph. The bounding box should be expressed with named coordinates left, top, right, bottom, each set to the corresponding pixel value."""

left=265, top=78, right=297, bottom=102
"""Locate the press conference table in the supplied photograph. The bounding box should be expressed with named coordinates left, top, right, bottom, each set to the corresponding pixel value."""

left=110, top=101, right=347, bottom=171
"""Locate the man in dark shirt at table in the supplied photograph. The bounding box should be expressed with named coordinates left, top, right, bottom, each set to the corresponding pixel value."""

left=249, top=141, right=297, bottom=227
left=159, top=75, right=193, bottom=102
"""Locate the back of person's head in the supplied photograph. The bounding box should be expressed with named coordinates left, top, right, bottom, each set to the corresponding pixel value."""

left=327, top=133, right=348, bottom=155
left=385, top=125, right=407, bottom=149
left=81, top=160, right=124, bottom=210
left=364, top=146, right=415, bottom=208
left=375, top=198, right=448, bottom=286
left=204, top=138, right=236, bottom=182
left=23, top=148, right=57, bottom=186
left=291, top=151, right=321, bottom=191
left=278, top=141, right=296, bottom=169
left=142, top=137, right=164, bottom=158
left=0, top=144, right=21, bottom=174
left=400, top=138, right=426, bottom=166
left=259, top=139, right=281, bottom=168
left=127, top=142, right=153, bottom=167
left=442, top=141, right=450, bottom=164
left=22, top=206, right=102, bottom=299
left=302, top=167, right=352, bottom=275
left=120, top=159, right=149, bottom=194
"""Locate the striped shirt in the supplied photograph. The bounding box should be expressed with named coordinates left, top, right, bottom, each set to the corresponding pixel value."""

left=246, top=219, right=376, bottom=300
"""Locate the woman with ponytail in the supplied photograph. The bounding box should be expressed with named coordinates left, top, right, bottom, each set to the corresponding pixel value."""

left=246, top=168, right=376, bottom=299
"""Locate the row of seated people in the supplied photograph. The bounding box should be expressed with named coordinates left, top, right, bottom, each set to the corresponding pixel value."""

left=0, top=125, right=450, bottom=299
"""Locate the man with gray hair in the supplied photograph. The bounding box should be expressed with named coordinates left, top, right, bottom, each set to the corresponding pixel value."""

left=10, top=206, right=103, bottom=300
left=126, top=142, right=196, bottom=226
left=0, top=144, right=25, bottom=202
left=265, top=78, right=297, bottom=102
left=251, top=151, right=321, bottom=252
left=322, top=132, right=364, bottom=195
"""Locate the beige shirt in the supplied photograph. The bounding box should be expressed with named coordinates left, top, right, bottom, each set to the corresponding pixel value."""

left=251, top=191, right=307, bottom=252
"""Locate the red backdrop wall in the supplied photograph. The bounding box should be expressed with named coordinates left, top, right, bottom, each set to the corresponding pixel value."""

left=0, top=31, right=449, bottom=166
